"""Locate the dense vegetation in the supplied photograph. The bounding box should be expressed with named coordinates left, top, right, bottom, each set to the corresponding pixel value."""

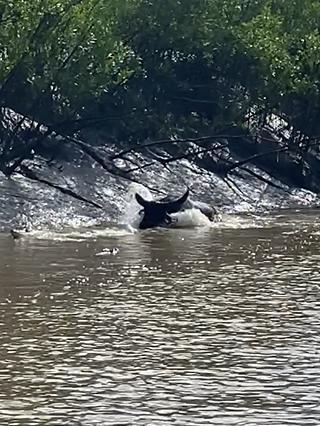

left=1, top=0, right=320, bottom=195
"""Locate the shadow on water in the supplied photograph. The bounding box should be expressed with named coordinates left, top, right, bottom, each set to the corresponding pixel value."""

left=0, top=211, right=320, bottom=425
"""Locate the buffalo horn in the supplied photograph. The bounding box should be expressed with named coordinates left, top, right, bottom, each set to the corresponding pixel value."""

left=135, top=189, right=189, bottom=213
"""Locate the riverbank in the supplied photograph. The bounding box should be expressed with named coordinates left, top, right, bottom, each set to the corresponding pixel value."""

left=0, top=140, right=318, bottom=233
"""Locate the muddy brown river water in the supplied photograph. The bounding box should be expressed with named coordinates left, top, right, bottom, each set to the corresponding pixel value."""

left=0, top=211, right=320, bottom=425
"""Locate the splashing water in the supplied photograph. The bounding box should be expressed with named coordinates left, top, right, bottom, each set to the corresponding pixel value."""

left=171, top=208, right=213, bottom=228
left=118, top=183, right=153, bottom=230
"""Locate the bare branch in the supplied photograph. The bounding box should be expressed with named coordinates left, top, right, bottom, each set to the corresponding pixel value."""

left=110, top=134, right=238, bottom=160
left=19, top=164, right=103, bottom=209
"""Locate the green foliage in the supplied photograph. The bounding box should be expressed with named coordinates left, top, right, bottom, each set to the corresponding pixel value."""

left=0, top=0, right=137, bottom=122
left=1, top=0, right=320, bottom=145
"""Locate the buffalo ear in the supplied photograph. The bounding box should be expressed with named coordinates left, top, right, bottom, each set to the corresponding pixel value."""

left=135, top=193, right=149, bottom=208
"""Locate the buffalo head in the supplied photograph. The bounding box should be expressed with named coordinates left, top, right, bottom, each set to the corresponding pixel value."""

left=135, top=189, right=189, bottom=229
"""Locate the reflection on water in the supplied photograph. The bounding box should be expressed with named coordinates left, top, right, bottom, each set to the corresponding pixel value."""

left=1, top=212, right=320, bottom=425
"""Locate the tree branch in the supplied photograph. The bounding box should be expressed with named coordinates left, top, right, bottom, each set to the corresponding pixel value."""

left=19, top=164, right=103, bottom=209
left=110, top=134, right=239, bottom=160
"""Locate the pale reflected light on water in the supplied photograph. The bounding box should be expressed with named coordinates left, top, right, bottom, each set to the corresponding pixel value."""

left=1, top=212, right=320, bottom=425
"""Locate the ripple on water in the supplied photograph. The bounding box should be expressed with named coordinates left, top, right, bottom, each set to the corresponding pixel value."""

left=1, top=215, right=320, bottom=425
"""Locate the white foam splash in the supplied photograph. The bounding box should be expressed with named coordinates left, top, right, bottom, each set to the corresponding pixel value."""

left=118, top=183, right=153, bottom=229
left=213, top=214, right=263, bottom=229
left=171, top=208, right=213, bottom=228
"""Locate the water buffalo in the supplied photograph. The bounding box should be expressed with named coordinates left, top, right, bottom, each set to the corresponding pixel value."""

left=135, top=189, right=217, bottom=229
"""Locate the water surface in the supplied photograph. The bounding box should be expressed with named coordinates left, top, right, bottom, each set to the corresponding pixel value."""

left=0, top=211, right=320, bottom=425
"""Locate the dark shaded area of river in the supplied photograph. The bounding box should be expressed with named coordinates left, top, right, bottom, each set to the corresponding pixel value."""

left=0, top=211, right=320, bottom=425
